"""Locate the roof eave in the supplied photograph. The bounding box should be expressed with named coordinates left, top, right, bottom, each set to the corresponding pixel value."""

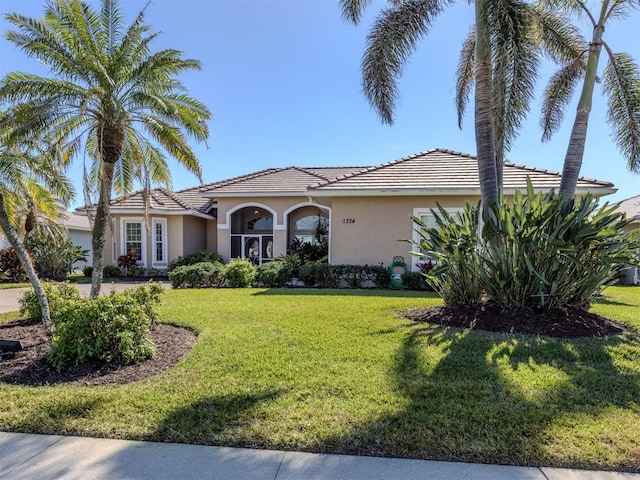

left=202, top=191, right=310, bottom=198
left=307, top=186, right=616, bottom=197
left=108, top=208, right=214, bottom=219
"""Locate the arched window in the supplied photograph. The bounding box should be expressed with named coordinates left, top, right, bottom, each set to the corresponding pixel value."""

left=248, top=216, right=273, bottom=231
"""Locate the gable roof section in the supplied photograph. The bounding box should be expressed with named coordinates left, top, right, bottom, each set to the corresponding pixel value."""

left=615, top=194, right=640, bottom=224
left=107, top=186, right=214, bottom=218
left=201, top=166, right=368, bottom=197
left=309, top=149, right=614, bottom=196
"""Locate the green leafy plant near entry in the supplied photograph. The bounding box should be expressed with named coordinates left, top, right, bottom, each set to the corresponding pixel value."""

left=223, top=259, right=256, bottom=288
left=103, top=265, right=122, bottom=278
left=255, top=261, right=292, bottom=287
left=168, top=250, right=223, bottom=272
left=169, top=262, right=225, bottom=289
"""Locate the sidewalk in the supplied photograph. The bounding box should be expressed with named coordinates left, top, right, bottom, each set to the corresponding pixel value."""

left=1, top=432, right=638, bottom=480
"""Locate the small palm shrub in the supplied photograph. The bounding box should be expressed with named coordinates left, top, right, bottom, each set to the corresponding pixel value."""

left=47, top=284, right=162, bottom=372
left=255, top=261, right=292, bottom=287
left=169, top=261, right=224, bottom=288
left=223, top=259, right=256, bottom=288
left=26, top=236, right=88, bottom=281
left=20, top=282, right=82, bottom=320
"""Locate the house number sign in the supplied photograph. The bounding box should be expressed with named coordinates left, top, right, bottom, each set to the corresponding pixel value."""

left=343, top=218, right=356, bottom=224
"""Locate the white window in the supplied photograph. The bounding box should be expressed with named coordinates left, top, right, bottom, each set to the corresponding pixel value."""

left=411, top=208, right=462, bottom=271
left=152, top=218, right=167, bottom=268
left=121, top=218, right=146, bottom=266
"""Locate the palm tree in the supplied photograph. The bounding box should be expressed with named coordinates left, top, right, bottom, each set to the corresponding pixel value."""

left=340, top=0, right=542, bottom=211
left=0, top=0, right=211, bottom=297
left=0, top=112, right=73, bottom=328
left=455, top=1, right=585, bottom=188
left=540, top=0, right=640, bottom=199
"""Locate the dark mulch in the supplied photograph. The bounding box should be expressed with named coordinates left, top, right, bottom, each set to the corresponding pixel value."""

left=0, top=319, right=197, bottom=386
left=402, top=304, right=627, bottom=338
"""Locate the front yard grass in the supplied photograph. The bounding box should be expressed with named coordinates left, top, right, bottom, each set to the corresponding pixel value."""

left=1, top=286, right=639, bottom=471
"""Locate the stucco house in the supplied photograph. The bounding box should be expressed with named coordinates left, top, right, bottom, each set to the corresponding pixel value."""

left=616, top=194, right=640, bottom=285
left=99, top=148, right=616, bottom=272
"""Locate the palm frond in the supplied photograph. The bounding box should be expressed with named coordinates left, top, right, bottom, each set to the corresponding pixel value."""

left=455, top=27, right=475, bottom=130
left=530, top=1, right=586, bottom=64
left=362, top=0, right=452, bottom=125
left=602, top=48, right=640, bottom=172
left=339, top=0, right=374, bottom=24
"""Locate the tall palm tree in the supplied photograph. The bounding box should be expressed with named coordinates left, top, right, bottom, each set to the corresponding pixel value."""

left=340, top=0, right=540, bottom=211
left=0, top=0, right=211, bottom=297
left=455, top=1, right=585, bottom=188
left=0, top=112, right=73, bottom=328
left=540, top=0, right=640, bottom=199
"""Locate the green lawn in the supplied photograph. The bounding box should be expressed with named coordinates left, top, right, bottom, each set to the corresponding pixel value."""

left=1, top=286, right=639, bottom=471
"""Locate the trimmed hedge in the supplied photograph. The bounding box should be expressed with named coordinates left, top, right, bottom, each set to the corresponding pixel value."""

left=169, top=261, right=225, bottom=288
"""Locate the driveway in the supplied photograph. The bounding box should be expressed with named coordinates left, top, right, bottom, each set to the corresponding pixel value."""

left=0, top=281, right=168, bottom=314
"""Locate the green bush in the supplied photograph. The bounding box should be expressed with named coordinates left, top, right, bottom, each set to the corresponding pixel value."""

left=168, top=250, right=222, bottom=272
left=223, top=259, right=256, bottom=288
left=331, top=264, right=391, bottom=289
left=19, top=282, right=82, bottom=320
left=299, top=261, right=337, bottom=288
left=255, top=261, right=292, bottom=287
left=103, top=264, right=122, bottom=277
left=0, top=247, right=30, bottom=282
left=365, top=264, right=391, bottom=289
left=169, top=261, right=224, bottom=288
left=47, top=285, right=161, bottom=372
left=401, top=271, right=431, bottom=291
left=83, top=266, right=93, bottom=277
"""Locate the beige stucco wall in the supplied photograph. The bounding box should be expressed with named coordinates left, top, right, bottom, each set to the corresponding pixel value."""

left=182, top=216, right=208, bottom=256
left=167, top=216, right=184, bottom=263
left=328, top=195, right=479, bottom=267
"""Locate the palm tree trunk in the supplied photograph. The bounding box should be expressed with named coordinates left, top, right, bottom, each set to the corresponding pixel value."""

left=0, top=193, right=51, bottom=328
left=474, top=0, right=499, bottom=216
left=558, top=3, right=606, bottom=199
left=90, top=160, right=116, bottom=298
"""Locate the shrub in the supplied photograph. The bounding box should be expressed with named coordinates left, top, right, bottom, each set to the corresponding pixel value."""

left=19, top=282, right=82, bottom=320
left=0, top=247, right=30, bottom=282
left=47, top=284, right=161, bottom=371
left=256, top=261, right=292, bottom=287
left=103, top=264, right=122, bottom=277
left=402, top=271, right=430, bottom=291
left=169, top=262, right=224, bottom=288
left=365, top=264, right=391, bottom=289
left=25, top=236, right=88, bottom=281
left=299, top=261, right=336, bottom=288
left=83, top=266, right=93, bottom=277
left=117, top=254, right=138, bottom=275
left=223, top=259, right=256, bottom=288
left=168, top=250, right=223, bottom=272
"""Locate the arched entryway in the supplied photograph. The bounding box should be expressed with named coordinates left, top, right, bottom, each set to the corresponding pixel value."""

left=230, top=206, right=274, bottom=265
left=286, top=206, right=330, bottom=261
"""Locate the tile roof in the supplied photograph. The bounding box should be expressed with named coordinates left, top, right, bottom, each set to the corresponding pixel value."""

left=615, top=194, right=640, bottom=223
left=309, top=149, right=614, bottom=195
left=201, top=166, right=367, bottom=196
left=61, top=212, right=91, bottom=231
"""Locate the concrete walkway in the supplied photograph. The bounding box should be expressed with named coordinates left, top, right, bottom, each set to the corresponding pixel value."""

left=1, top=432, right=638, bottom=480
left=0, top=281, right=165, bottom=314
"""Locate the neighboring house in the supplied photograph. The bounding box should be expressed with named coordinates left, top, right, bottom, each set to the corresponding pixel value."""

left=616, top=194, right=640, bottom=285
left=0, top=212, right=92, bottom=271
left=101, top=148, right=616, bottom=272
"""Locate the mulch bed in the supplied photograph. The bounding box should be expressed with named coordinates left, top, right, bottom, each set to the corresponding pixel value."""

left=402, top=304, right=628, bottom=338
left=0, top=319, right=197, bottom=386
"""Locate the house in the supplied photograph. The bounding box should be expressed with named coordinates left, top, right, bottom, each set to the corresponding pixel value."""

left=616, top=194, right=640, bottom=285
left=101, top=148, right=616, bottom=272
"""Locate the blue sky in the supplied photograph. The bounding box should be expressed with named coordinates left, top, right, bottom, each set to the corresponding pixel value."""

left=1, top=0, right=639, bottom=207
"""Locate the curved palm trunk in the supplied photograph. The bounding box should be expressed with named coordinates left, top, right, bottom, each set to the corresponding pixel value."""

left=90, top=160, right=116, bottom=298
left=0, top=193, right=51, bottom=328
left=474, top=0, right=499, bottom=217
left=558, top=3, right=607, bottom=200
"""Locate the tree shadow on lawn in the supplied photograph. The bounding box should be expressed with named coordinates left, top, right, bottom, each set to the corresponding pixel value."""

left=151, top=389, right=285, bottom=446
left=311, top=324, right=640, bottom=472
